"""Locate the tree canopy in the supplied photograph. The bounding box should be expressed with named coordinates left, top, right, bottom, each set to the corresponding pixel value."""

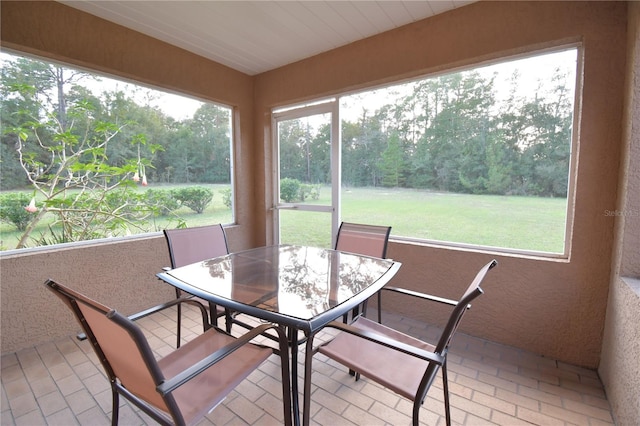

left=1, top=54, right=232, bottom=192
left=280, top=55, right=575, bottom=198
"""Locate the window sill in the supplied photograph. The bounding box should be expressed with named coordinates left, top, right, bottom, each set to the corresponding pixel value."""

left=621, top=276, right=640, bottom=298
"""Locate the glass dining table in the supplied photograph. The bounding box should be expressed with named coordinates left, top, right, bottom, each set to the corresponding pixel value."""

left=156, top=244, right=402, bottom=425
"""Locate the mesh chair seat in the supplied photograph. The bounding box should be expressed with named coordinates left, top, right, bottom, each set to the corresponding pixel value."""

left=158, top=328, right=272, bottom=423
left=319, top=316, right=435, bottom=400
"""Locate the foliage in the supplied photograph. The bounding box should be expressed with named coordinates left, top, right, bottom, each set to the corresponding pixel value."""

left=220, top=187, right=232, bottom=208
left=104, top=189, right=145, bottom=217
left=277, top=178, right=320, bottom=202
left=0, top=56, right=162, bottom=248
left=379, top=132, right=406, bottom=187
left=144, top=189, right=181, bottom=215
left=158, top=104, right=231, bottom=184
left=1, top=50, right=574, bottom=251
left=171, top=186, right=213, bottom=214
left=278, top=55, right=574, bottom=199
left=280, top=178, right=301, bottom=202
left=0, top=54, right=232, bottom=249
left=1, top=53, right=233, bottom=191
left=0, top=193, right=37, bottom=231
left=299, top=184, right=321, bottom=201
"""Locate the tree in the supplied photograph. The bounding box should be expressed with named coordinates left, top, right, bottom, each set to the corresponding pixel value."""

left=308, top=122, right=331, bottom=184
left=379, top=132, right=405, bottom=187
left=1, top=58, right=53, bottom=190
left=491, top=68, right=573, bottom=196
left=347, top=62, right=574, bottom=198
left=185, top=103, right=232, bottom=183
left=277, top=119, right=310, bottom=182
left=1, top=56, right=160, bottom=248
left=410, top=72, right=496, bottom=193
left=341, top=108, right=387, bottom=187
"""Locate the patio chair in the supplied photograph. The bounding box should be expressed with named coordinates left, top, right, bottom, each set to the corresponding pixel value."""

left=335, top=221, right=391, bottom=258
left=45, top=279, right=292, bottom=426
left=311, top=259, right=497, bottom=426
left=334, top=222, right=392, bottom=321
left=164, top=224, right=233, bottom=346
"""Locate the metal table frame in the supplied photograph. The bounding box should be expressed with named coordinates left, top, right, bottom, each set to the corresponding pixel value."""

left=157, top=244, right=401, bottom=425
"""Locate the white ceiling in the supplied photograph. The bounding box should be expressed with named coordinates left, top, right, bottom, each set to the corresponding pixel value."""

left=60, top=1, right=474, bottom=76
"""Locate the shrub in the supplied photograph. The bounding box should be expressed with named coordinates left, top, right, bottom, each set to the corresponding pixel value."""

left=172, top=186, right=213, bottom=214
left=104, top=189, right=146, bottom=217
left=221, top=187, right=232, bottom=208
left=144, top=189, right=181, bottom=216
left=280, top=178, right=301, bottom=202
left=0, top=193, right=36, bottom=231
left=300, top=184, right=321, bottom=201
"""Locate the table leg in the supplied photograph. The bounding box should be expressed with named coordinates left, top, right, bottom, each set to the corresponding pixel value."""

left=289, top=327, right=301, bottom=426
left=303, top=333, right=316, bottom=426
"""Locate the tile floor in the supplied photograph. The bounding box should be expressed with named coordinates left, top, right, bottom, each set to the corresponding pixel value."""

left=1, top=305, right=614, bottom=425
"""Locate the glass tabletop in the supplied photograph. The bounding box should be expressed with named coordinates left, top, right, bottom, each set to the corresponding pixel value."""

left=159, top=244, right=400, bottom=331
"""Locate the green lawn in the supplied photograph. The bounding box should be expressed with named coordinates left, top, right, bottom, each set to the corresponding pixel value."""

left=281, top=187, right=567, bottom=253
left=0, top=184, right=233, bottom=251
left=1, top=185, right=567, bottom=253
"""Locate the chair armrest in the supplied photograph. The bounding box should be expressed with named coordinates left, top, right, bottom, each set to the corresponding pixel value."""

left=76, top=297, right=210, bottom=341
left=323, top=320, right=444, bottom=365
left=381, top=286, right=458, bottom=306
left=157, top=323, right=279, bottom=395
left=128, top=296, right=208, bottom=322
left=376, top=286, right=459, bottom=323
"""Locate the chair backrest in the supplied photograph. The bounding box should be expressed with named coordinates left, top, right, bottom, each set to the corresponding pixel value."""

left=45, top=280, right=175, bottom=415
left=335, top=222, right=392, bottom=258
left=434, top=259, right=498, bottom=354
left=164, top=224, right=229, bottom=268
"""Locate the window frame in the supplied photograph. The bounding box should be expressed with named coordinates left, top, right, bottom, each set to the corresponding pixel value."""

left=277, top=43, right=584, bottom=260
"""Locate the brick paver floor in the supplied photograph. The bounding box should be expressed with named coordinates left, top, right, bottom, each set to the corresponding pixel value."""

left=1, top=305, right=614, bottom=425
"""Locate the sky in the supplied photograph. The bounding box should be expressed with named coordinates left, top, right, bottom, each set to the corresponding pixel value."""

left=340, top=48, right=578, bottom=122
left=0, top=51, right=205, bottom=121
left=83, top=74, right=205, bottom=121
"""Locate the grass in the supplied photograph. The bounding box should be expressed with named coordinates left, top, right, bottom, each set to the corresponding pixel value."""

left=281, top=187, right=567, bottom=253
left=0, top=184, right=233, bottom=251
left=1, top=185, right=568, bottom=254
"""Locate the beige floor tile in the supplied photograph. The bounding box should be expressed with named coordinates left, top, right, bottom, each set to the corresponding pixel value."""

left=0, top=306, right=614, bottom=426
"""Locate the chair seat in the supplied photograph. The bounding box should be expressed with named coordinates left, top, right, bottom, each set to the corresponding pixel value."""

left=158, top=328, right=272, bottom=425
left=319, top=317, right=435, bottom=400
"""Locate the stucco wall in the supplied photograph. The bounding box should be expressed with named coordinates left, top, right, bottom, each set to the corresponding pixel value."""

left=598, top=3, right=640, bottom=425
left=600, top=278, right=640, bottom=426
left=0, top=235, right=174, bottom=352
left=0, top=225, right=243, bottom=354
left=254, top=1, right=628, bottom=368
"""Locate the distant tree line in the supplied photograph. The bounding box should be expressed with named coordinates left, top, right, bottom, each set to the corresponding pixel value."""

left=280, top=66, right=574, bottom=198
left=1, top=55, right=232, bottom=192
left=2, top=53, right=572, bottom=199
